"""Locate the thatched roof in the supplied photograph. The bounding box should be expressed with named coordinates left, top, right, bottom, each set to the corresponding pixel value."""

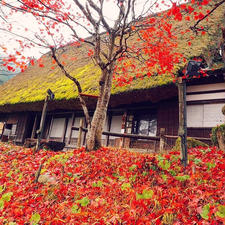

left=0, top=2, right=224, bottom=112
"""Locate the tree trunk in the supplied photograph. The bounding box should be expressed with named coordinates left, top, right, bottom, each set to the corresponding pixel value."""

left=86, top=68, right=113, bottom=151
left=178, top=77, right=188, bottom=167
left=217, top=130, right=225, bottom=151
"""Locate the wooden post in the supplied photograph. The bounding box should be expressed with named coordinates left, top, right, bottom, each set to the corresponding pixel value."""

left=178, top=77, right=188, bottom=167
left=67, top=113, right=75, bottom=145
left=35, top=96, right=49, bottom=151
left=0, top=122, right=5, bottom=142
left=47, top=115, right=53, bottom=141
left=106, top=113, right=112, bottom=147
left=77, top=118, right=84, bottom=148
left=31, top=114, right=38, bottom=139
left=34, top=164, right=43, bottom=183
left=159, top=128, right=166, bottom=152
left=83, top=120, right=87, bottom=146
left=62, top=117, right=69, bottom=143
left=120, top=111, right=127, bottom=148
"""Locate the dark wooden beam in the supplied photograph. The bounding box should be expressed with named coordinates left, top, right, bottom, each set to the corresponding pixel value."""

left=31, top=114, right=38, bottom=139
left=67, top=113, right=75, bottom=145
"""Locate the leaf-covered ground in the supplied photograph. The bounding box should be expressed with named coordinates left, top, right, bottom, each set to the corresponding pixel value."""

left=0, top=143, right=224, bottom=224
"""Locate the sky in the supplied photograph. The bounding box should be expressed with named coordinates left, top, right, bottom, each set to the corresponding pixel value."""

left=0, top=0, right=187, bottom=60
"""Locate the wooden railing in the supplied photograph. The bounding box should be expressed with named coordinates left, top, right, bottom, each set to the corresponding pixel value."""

left=71, top=119, right=212, bottom=152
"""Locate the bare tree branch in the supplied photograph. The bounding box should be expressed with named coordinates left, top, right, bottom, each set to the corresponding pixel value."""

left=50, top=47, right=91, bottom=127
left=191, top=0, right=225, bottom=32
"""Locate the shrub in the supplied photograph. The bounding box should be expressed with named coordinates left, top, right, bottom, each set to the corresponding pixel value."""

left=222, top=105, right=225, bottom=116
left=173, top=137, right=208, bottom=150
left=211, top=124, right=225, bottom=146
left=41, top=141, right=65, bottom=151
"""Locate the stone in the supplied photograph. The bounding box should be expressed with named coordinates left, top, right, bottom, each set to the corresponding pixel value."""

left=38, top=173, right=57, bottom=184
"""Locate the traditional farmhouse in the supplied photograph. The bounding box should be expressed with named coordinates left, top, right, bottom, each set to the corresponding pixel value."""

left=0, top=3, right=224, bottom=150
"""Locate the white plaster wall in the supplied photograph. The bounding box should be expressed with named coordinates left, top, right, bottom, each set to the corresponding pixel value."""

left=71, top=117, right=84, bottom=138
left=65, top=117, right=73, bottom=138
left=203, top=104, right=224, bottom=127
left=187, top=103, right=224, bottom=128
left=69, top=116, right=108, bottom=140
left=102, top=116, right=108, bottom=140
left=187, top=105, right=203, bottom=127
left=109, top=115, right=122, bottom=139
left=49, top=118, right=66, bottom=138
left=3, top=128, right=10, bottom=136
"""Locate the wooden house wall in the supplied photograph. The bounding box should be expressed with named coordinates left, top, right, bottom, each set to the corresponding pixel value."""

left=2, top=84, right=223, bottom=149
left=20, top=97, right=217, bottom=150
left=15, top=113, right=30, bottom=144
left=157, top=99, right=179, bottom=149
left=45, top=113, right=123, bottom=147
left=186, top=82, right=225, bottom=143
left=186, top=83, right=225, bottom=102
left=157, top=99, right=179, bottom=136
left=0, top=112, right=36, bottom=144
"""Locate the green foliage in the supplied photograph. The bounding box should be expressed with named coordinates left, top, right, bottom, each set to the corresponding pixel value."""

left=121, top=183, right=131, bottom=191
left=71, top=204, right=81, bottom=214
left=169, top=170, right=177, bottom=176
left=211, top=124, right=225, bottom=146
left=129, top=174, right=137, bottom=183
left=173, top=137, right=208, bottom=150
left=0, top=199, right=4, bottom=210
left=161, top=174, right=168, bottom=182
left=175, top=175, right=190, bottom=182
left=30, top=213, right=41, bottom=225
left=92, top=181, right=103, bottom=188
left=67, top=172, right=73, bottom=177
left=142, top=171, right=148, bottom=176
left=157, top=155, right=171, bottom=170
left=6, top=171, right=13, bottom=178
left=159, top=160, right=171, bottom=170
left=206, top=162, right=216, bottom=170
left=1, top=192, right=13, bottom=202
left=118, top=175, right=125, bottom=181
left=193, top=158, right=202, bottom=165
left=0, top=185, right=5, bottom=194
left=136, top=189, right=154, bottom=200
left=215, top=205, right=225, bottom=218
left=222, top=105, right=225, bottom=116
left=46, top=152, right=73, bottom=165
left=129, top=164, right=137, bottom=171
left=200, top=204, right=210, bottom=220
left=76, top=197, right=90, bottom=207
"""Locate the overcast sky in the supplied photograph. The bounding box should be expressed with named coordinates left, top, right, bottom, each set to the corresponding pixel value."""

left=0, top=0, right=187, bottom=59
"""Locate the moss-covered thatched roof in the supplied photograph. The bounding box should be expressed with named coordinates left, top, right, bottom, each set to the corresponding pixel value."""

left=0, top=2, right=224, bottom=112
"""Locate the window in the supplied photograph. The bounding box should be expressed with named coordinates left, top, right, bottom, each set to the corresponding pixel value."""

left=133, top=113, right=157, bottom=136
left=3, top=123, right=17, bottom=136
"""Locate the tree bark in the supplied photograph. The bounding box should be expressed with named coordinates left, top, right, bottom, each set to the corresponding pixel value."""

left=86, top=68, right=113, bottom=150
left=178, top=77, right=188, bottom=167
left=217, top=130, right=225, bottom=151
